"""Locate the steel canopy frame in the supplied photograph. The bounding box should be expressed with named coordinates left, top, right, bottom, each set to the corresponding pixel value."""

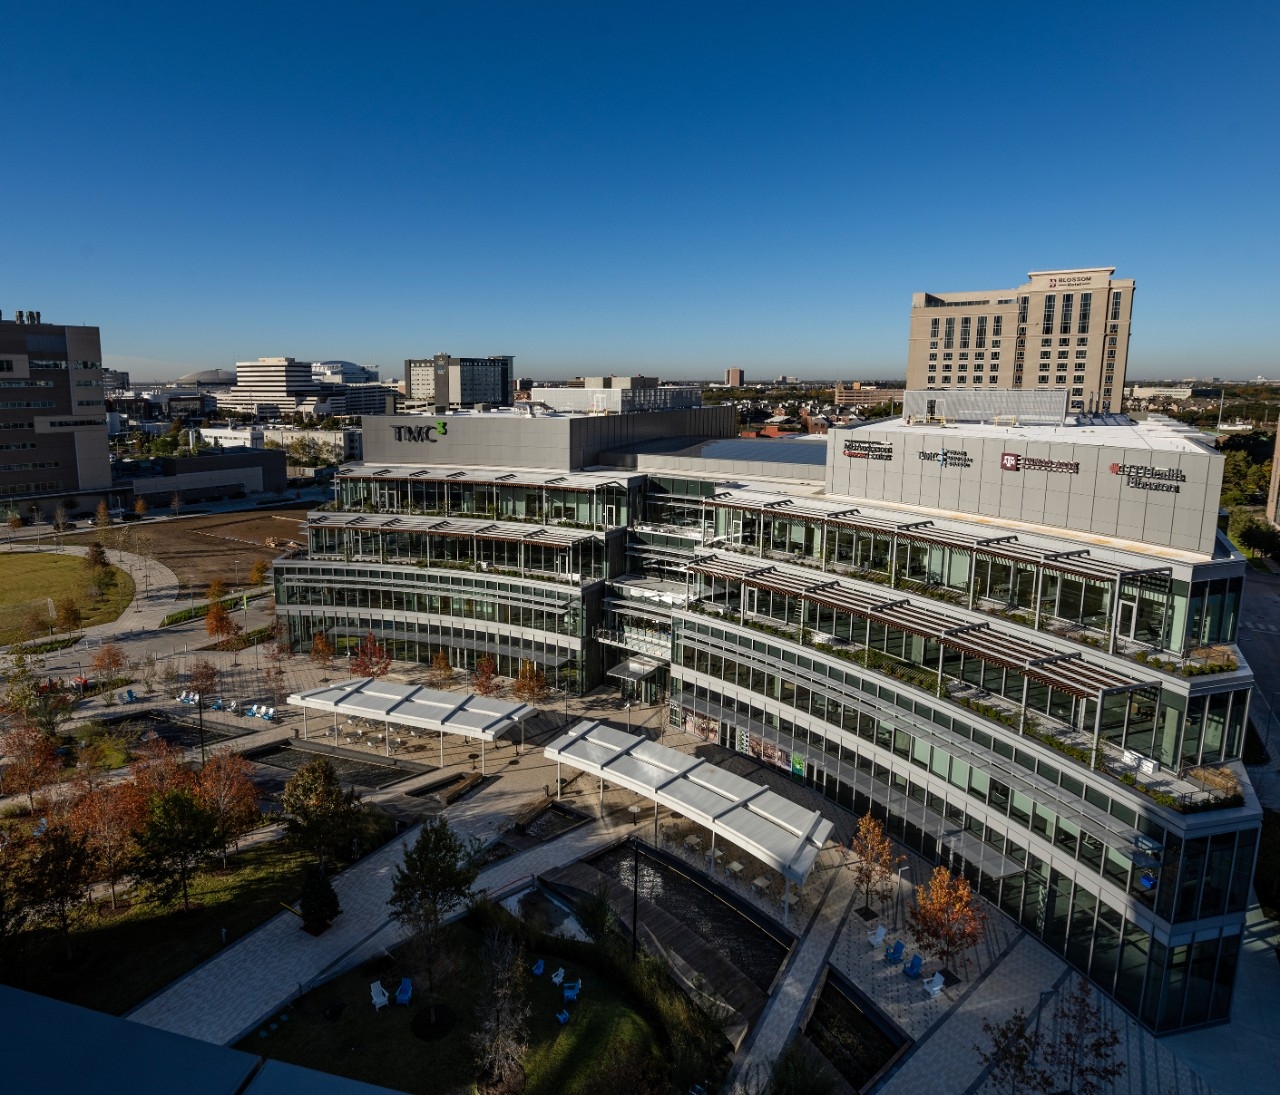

left=544, top=720, right=834, bottom=893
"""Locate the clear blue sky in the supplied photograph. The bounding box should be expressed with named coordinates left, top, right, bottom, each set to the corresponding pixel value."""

left=6, top=2, right=1277, bottom=382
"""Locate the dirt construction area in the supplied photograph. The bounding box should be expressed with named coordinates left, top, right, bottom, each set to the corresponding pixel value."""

left=63, top=504, right=312, bottom=594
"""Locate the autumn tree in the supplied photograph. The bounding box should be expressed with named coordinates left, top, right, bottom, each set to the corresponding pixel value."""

left=350, top=630, right=391, bottom=678
left=188, top=659, right=220, bottom=763
left=976, top=1009, right=1049, bottom=1095
left=1041, top=977, right=1126, bottom=1095
left=472, top=928, right=530, bottom=1090
left=132, top=789, right=219, bottom=911
left=249, top=558, right=270, bottom=585
left=512, top=659, right=548, bottom=706
left=131, top=738, right=193, bottom=801
left=427, top=649, right=452, bottom=688
left=133, top=496, right=148, bottom=518
left=206, top=577, right=227, bottom=602
left=281, top=757, right=360, bottom=872
left=5, top=513, right=21, bottom=548
left=1, top=724, right=62, bottom=811
left=54, top=593, right=82, bottom=635
left=309, top=630, right=335, bottom=668
left=389, top=815, right=479, bottom=1021
left=848, top=811, right=904, bottom=912
left=170, top=491, right=182, bottom=517
left=17, top=603, right=49, bottom=644
left=52, top=504, right=68, bottom=532
left=68, top=781, right=145, bottom=910
left=472, top=654, right=499, bottom=696
left=196, top=749, right=260, bottom=868
left=205, top=601, right=241, bottom=645
left=95, top=500, right=112, bottom=528
left=91, top=642, right=129, bottom=682
left=266, top=620, right=294, bottom=663
left=908, top=865, right=986, bottom=971
left=24, top=822, right=95, bottom=960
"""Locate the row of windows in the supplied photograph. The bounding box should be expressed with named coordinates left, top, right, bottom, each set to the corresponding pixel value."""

left=0, top=461, right=58, bottom=472
left=678, top=681, right=1247, bottom=1032
left=0, top=401, right=54, bottom=409
left=0, top=480, right=63, bottom=495
left=0, top=380, right=55, bottom=388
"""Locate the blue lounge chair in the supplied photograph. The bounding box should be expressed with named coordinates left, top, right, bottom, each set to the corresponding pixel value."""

left=370, top=980, right=389, bottom=1010
left=395, top=977, right=412, bottom=1005
left=551, top=967, right=565, bottom=986
left=563, top=979, right=581, bottom=993
left=210, top=698, right=223, bottom=711
left=884, top=939, right=905, bottom=964
left=531, top=959, right=545, bottom=977
left=126, top=689, right=137, bottom=703
left=903, top=954, right=923, bottom=978
left=556, top=1009, right=570, bottom=1025
left=563, top=985, right=579, bottom=1002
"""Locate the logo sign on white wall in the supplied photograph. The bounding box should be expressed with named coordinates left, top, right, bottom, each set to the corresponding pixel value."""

left=1110, top=462, right=1185, bottom=493
left=1000, top=452, right=1080, bottom=474
left=919, top=447, right=972, bottom=468
left=844, top=439, right=894, bottom=460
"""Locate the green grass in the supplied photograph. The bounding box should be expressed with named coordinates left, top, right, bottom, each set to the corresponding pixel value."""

left=0, top=552, right=134, bottom=644
left=1, top=840, right=313, bottom=1016
left=241, top=925, right=663, bottom=1095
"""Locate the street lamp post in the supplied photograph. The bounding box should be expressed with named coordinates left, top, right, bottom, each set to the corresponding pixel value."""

left=894, top=864, right=909, bottom=931
left=630, top=835, right=640, bottom=962
left=1031, top=988, right=1056, bottom=1064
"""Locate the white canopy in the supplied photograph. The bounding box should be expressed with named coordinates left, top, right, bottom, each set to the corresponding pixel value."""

left=287, top=677, right=537, bottom=743
left=545, top=720, right=833, bottom=885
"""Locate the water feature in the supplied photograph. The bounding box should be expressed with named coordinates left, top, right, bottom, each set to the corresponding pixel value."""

left=253, top=744, right=409, bottom=789
left=524, top=801, right=588, bottom=842
left=805, top=976, right=905, bottom=1091
left=590, top=844, right=788, bottom=992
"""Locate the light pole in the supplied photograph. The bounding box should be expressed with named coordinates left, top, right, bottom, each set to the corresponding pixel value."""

left=630, top=835, right=640, bottom=963
left=1031, top=988, right=1056, bottom=1064
left=894, top=864, right=909, bottom=930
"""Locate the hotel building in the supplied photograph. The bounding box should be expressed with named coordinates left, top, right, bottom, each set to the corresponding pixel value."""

left=275, top=398, right=1257, bottom=1033
left=906, top=268, right=1134, bottom=413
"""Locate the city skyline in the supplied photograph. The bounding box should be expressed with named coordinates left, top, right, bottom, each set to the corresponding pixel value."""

left=7, top=3, right=1277, bottom=382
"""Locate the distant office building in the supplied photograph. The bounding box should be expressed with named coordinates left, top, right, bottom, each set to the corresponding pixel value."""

left=531, top=376, right=701, bottom=414
left=906, top=267, right=1134, bottom=413
left=311, top=360, right=379, bottom=384
left=101, top=368, right=130, bottom=391
left=329, top=383, right=401, bottom=417
left=1125, top=386, right=1193, bottom=402
left=218, top=357, right=332, bottom=419
left=833, top=381, right=896, bottom=408
left=404, top=354, right=513, bottom=408
left=0, top=309, right=110, bottom=507
left=725, top=367, right=745, bottom=387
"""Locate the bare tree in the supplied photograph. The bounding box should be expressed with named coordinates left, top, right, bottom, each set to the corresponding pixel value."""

left=1041, top=977, right=1127, bottom=1095
left=976, top=1009, right=1049, bottom=1095
left=472, top=928, right=530, bottom=1091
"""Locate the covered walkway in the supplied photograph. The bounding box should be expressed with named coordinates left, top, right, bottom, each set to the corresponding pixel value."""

left=544, top=719, right=833, bottom=923
left=287, top=676, right=538, bottom=773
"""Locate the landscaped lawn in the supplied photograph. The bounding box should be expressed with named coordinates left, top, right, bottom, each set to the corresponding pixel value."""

left=0, top=551, right=134, bottom=644
left=1, top=840, right=313, bottom=1016
left=243, top=926, right=664, bottom=1095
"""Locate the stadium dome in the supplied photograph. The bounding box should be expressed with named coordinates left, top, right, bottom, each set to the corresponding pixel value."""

left=175, top=368, right=238, bottom=386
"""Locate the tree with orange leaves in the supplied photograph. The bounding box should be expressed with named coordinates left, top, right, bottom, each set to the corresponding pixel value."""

left=68, top=782, right=145, bottom=910
left=1, top=724, right=61, bottom=811
left=848, top=811, right=904, bottom=912
left=350, top=631, right=391, bottom=678
left=472, top=655, right=499, bottom=696
left=908, top=865, right=986, bottom=970
left=131, top=738, right=193, bottom=800
left=309, top=630, right=335, bottom=668
left=91, top=641, right=129, bottom=682
left=196, top=749, right=260, bottom=868
left=205, top=601, right=241, bottom=646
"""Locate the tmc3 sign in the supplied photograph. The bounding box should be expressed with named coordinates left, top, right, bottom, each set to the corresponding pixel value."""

left=391, top=421, right=449, bottom=443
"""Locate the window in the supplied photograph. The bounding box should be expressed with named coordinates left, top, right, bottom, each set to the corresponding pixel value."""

left=992, top=316, right=1003, bottom=337
left=959, top=352, right=969, bottom=360
left=1039, top=350, right=1051, bottom=360
left=1018, top=296, right=1029, bottom=324
left=1060, top=293, right=1074, bottom=335
left=928, top=352, right=937, bottom=362
left=944, top=317, right=955, bottom=349
left=974, top=351, right=984, bottom=360
left=1072, top=387, right=1084, bottom=396
left=1056, top=374, right=1067, bottom=384
left=957, top=375, right=967, bottom=384
left=973, top=362, right=983, bottom=372
left=1077, top=336, right=1088, bottom=346
left=1103, top=386, right=1112, bottom=396
left=1108, top=335, right=1118, bottom=347
left=1110, top=290, right=1123, bottom=321
left=1039, top=363, right=1051, bottom=372
left=991, top=351, right=1000, bottom=360
left=943, top=352, right=953, bottom=361
left=976, top=315, right=988, bottom=348
left=1059, top=337, right=1070, bottom=346
left=930, top=317, right=940, bottom=339
left=1038, top=375, right=1050, bottom=384
left=1042, top=294, right=1056, bottom=335
left=1075, top=350, right=1088, bottom=359
left=928, top=361, right=937, bottom=371
left=929, top=340, right=938, bottom=349
left=958, top=362, right=968, bottom=371
left=960, top=317, right=971, bottom=349
left=992, top=338, right=1001, bottom=348
left=1107, top=349, right=1116, bottom=359
left=1073, top=373, right=1085, bottom=383
left=1041, top=337, right=1052, bottom=347
left=989, top=363, right=999, bottom=372
left=1078, top=292, right=1091, bottom=333
left=0, top=361, right=12, bottom=372
left=1015, top=351, right=1024, bottom=361
left=1057, top=350, right=1069, bottom=359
